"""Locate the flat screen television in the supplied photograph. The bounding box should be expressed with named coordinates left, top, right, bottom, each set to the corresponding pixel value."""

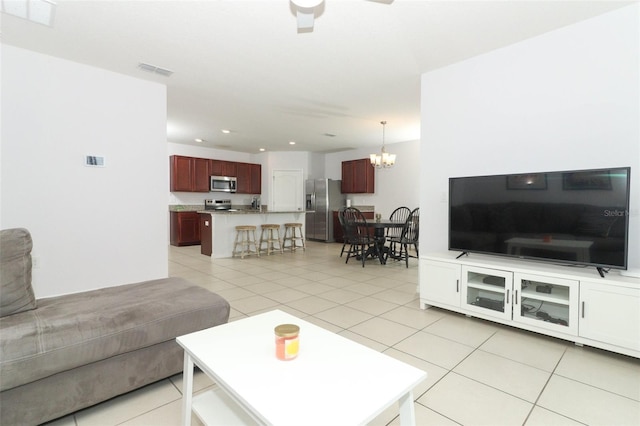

left=449, top=167, right=631, bottom=276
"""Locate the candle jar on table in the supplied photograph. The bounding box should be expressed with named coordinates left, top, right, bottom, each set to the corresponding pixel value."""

left=274, top=324, right=299, bottom=361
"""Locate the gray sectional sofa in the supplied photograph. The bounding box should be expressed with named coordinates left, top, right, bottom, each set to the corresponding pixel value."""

left=0, top=228, right=231, bottom=425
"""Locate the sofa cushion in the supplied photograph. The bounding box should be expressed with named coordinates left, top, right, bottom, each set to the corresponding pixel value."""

left=0, top=228, right=37, bottom=318
left=0, top=277, right=230, bottom=391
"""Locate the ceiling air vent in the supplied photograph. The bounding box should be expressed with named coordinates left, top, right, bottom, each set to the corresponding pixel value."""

left=137, top=62, right=173, bottom=77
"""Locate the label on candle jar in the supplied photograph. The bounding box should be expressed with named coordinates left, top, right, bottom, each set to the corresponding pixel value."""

left=275, top=324, right=300, bottom=361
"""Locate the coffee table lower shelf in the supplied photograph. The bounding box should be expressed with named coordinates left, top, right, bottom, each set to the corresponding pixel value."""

left=192, top=388, right=257, bottom=426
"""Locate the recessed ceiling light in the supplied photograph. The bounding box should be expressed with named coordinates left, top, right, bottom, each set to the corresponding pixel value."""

left=289, top=141, right=296, bottom=145
left=259, top=148, right=265, bottom=152
left=221, top=129, right=231, bottom=134
left=194, top=138, right=204, bottom=143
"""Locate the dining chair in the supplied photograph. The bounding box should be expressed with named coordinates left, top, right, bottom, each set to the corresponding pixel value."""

left=386, top=207, right=411, bottom=242
left=342, top=207, right=375, bottom=267
left=387, top=207, right=419, bottom=268
left=338, top=206, right=348, bottom=257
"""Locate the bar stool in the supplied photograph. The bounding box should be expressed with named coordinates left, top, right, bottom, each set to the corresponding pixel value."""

left=283, top=223, right=305, bottom=252
left=259, top=224, right=283, bottom=255
left=232, top=225, right=260, bottom=259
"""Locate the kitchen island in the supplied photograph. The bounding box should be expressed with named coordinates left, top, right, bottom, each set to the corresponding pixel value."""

left=198, top=210, right=307, bottom=258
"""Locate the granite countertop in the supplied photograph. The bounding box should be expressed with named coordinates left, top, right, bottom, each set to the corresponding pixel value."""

left=197, top=209, right=307, bottom=215
left=170, top=205, right=306, bottom=214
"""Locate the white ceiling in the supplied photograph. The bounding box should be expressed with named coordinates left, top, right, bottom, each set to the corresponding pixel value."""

left=1, top=0, right=633, bottom=154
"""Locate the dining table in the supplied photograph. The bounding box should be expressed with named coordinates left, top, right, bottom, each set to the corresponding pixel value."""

left=355, top=219, right=406, bottom=264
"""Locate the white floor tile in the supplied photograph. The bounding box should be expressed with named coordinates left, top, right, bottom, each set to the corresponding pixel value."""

left=285, top=295, right=339, bottom=314
left=479, top=327, right=568, bottom=371
left=555, top=345, right=640, bottom=400
left=317, top=287, right=366, bottom=304
left=422, top=312, right=499, bottom=348
left=348, top=316, right=418, bottom=346
left=345, top=295, right=400, bottom=316
left=338, top=329, right=389, bottom=352
left=380, top=305, right=445, bottom=330
left=418, top=372, right=532, bottom=426
left=228, top=294, right=280, bottom=314
left=313, top=304, right=373, bottom=328
left=537, top=374, right=640, bottom=425
left=372, top=288, right=419, bottom=305
left=393, top=330, right=476, bottom=370
left=453, top=350, right=551, bottom=402
left=525, top=406, right=583, bottom=425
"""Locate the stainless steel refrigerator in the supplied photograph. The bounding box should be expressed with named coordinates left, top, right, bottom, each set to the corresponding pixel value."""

left=305, top=179, right=345, bottom=242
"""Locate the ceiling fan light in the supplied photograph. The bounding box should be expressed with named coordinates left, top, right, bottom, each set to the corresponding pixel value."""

left=291, top=0, right=323, bottom=8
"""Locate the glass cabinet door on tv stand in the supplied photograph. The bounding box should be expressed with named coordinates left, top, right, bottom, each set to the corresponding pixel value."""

left=461, top=266, right=513, bottom=321
left=513, top=273, right=579, bottom=335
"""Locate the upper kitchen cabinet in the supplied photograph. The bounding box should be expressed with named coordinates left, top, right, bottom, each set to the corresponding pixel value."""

left=236, top=162, right=262, bottom=194
left=341, top=159, right=374, bottom=193
left=193, top=157, right=211, bottom=192
left=210, top=160, right=237, bottom=177
left=170, top=155, right=211, bottom=192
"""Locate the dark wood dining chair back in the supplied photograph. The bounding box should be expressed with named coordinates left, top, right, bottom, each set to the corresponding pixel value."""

left=387, top=207, right=420, bottom=268
left=387, top=207, right=411, bottom=240
left=338, top=206, right=348, bottom=257
left=342, top=207, right=374, bottom=267
left=403, top=207, right=420, bottom=249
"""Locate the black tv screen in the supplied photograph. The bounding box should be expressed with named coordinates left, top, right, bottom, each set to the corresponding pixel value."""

left=449, top=167, right=631, bottom=270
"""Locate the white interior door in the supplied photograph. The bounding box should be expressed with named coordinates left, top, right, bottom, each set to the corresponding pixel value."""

left=272, top=170, right=304, bottom=212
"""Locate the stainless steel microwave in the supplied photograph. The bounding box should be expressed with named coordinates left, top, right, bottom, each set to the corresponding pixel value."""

left=210, top=175, right=237, bottom=193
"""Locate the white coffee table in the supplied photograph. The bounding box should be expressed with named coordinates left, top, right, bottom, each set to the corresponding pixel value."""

left=177, top=309, right=427, bottom=426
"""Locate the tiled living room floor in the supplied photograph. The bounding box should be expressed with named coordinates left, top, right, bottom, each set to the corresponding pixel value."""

left=48, top=241, right=639, bottom=426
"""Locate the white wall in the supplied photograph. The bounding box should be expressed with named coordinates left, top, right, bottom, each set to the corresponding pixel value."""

left=325, top=139, right=421, bottom=218
left=1, top=45, right=169, bottom=298
left=420, top=4, right=640, bottom=273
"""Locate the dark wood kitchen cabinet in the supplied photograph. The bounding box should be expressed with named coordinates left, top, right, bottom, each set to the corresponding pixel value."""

left=210, top=160, right=237, bottom=177
left=236, top=162, right=262, bottom=194
left=170, top=155, right=210, bottom=192
left=170, top=211, right=201, bottom=246
left=341, top=158, right=375, bottom=193
left=171, top=155, right=261, bottom=193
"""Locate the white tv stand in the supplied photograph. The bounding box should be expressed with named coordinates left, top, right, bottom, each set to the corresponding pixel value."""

left=419, top=253, right=640, bottom=358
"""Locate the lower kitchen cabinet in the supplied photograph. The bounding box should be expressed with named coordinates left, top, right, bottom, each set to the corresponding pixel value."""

left=170, top=211, right=201, bottom=246
left=420, top=254, right=640, bottom=358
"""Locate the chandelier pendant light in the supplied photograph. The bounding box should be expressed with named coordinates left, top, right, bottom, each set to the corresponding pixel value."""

left=370, top=121, right=396, bottom=168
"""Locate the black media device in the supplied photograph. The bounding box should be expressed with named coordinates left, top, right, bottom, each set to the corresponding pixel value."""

left=536, top=285, right=552, bottom=294
left=448, top=167, right=631, bottom=276
left=473, top=297, right=504, bottom=312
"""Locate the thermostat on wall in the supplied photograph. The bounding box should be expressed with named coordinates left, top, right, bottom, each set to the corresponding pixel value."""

left=85, top=155, right=105, bottom=167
